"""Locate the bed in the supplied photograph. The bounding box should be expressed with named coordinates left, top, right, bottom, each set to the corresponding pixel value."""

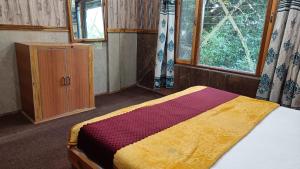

left=67, top=86, right=300, bottom=169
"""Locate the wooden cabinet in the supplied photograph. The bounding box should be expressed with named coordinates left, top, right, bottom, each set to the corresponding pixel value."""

left=15, top=43, right=95, bottom=123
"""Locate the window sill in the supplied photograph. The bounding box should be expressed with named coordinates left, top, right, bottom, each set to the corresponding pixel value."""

left=175, top=63, right=261, bottom=79
left=71, top=38, right=107, bottom=43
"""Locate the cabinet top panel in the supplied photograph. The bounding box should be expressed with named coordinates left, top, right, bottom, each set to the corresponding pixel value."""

left=15, top=42, right=92, bottom=47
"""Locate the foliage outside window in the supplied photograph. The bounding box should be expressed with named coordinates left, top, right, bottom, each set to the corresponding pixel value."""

left=177, top=0, right=274, bottom=75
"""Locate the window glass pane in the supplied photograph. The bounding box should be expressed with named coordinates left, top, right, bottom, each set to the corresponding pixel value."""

left=178, top=0, right=196, bottom=60
left=71, top=0, right=104, bottom=40
left=86, top=7, right=105, bottom=39
left=199, top=0, right=268, bottom=73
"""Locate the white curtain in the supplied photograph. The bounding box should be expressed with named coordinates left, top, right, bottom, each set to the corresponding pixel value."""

left=154, top=0, right=176, bottom=88
left=257, top=0, right=300, bottom=109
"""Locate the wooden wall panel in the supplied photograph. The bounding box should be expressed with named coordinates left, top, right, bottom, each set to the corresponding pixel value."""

left=173, top=65, right=260, bottom=98
left=137, top=33, right=157, bottom=88
left=0, top=0, right=67, bottom=27
left=137, top=0, right=160, bottom=30
left=107, top=0, right=160, bottom=31
left=118, top=0, right=138, bottom=29
left=108, top=0, right=118, bottom=28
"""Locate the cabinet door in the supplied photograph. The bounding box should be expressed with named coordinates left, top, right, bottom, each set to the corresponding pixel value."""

left=38, top=47, right=67, bottom=119
left=67, top=46, right=91, bottom=112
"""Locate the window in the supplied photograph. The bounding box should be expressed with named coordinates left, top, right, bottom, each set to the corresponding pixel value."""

left=69, top=0, right=106, bottom=42
left=176, top=0, right=278, bottom=75
left=177, top=0, right=196, bottom=61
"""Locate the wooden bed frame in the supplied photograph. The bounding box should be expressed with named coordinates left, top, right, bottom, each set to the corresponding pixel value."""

left=68, top=146, right=102, bottom=169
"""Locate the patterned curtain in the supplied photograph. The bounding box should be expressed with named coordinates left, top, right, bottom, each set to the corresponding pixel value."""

left=154, top=0, right=176, bottom=89
left=257, top=0, right=300, bottom=108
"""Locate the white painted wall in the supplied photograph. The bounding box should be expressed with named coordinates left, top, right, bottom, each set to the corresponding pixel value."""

left=120, top=33, right=137, bottom=88
left=108, top=33, right=121, bottom=92
left=108, top=33, right=137, bottom=92
left=93, top=42, right=108, bottom=95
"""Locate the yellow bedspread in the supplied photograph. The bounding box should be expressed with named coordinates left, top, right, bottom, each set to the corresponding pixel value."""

left=68, top=86, right=279, bottom=169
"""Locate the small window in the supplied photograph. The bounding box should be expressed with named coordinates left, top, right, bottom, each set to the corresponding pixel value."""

left=69, top=0, right=106, bottom=42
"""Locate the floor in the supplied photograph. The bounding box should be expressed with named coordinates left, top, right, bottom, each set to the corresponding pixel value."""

left=0, top=87, right=161, bottom=169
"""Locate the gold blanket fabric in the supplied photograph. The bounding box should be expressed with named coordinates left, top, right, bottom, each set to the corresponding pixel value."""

left=68, top=86, right=279, bottom=169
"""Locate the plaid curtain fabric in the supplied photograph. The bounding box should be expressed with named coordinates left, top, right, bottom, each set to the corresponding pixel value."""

left=257, top=0, right=300, bottom=108
left=154, top=0, right=176, bottom=89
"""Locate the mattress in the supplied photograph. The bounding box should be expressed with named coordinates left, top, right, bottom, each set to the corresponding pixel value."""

left=211, top=106, right=300, bottom=169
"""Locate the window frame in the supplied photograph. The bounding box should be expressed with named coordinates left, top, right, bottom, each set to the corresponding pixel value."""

left=175, top=0, right=279, bottom=77
left=67, top=0, right=108, bottom=43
